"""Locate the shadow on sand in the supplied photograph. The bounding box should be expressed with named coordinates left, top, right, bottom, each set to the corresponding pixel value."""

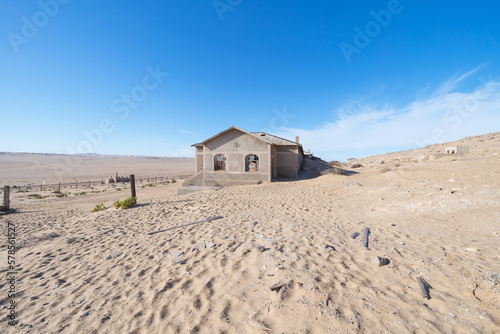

left=273, top=156, right=359, bottom=182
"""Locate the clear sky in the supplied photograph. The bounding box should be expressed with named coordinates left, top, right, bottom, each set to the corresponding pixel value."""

left=1, top=0, right=500, bottom=161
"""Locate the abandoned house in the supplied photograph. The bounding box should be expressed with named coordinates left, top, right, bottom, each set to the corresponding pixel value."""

left=183, top=126, right=304, bottom=187
left=445, top=146, right=469, bottom=155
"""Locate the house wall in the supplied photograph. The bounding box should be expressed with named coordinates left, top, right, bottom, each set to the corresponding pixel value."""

left=276, top=146, right=302, bottom=178
left=202, top=129, right=271, bottom=185
left=195, top=146, right=204, bottom=172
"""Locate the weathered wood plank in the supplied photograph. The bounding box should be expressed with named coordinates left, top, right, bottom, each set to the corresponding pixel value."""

left=417, top=277, right=430, bottom=299
left=362, top=227, right=370, bottom=248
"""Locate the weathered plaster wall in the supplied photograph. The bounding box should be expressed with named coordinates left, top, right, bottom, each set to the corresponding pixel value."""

left=276, top=146, right=302, bottom=178
left=203, top=129, right=270, bottom=183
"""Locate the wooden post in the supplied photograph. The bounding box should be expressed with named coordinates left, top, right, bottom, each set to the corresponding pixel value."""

left=40, top=183, right=43, bottom=191
left=76, top=180, right=78, bottom=189
left=58, top=182, right=61, bottom=191
left=130, top=174, right=136, bottom=198
left=155, top=176, right=157, bottom=183
left=88, top=180, right=90, bottom=187
left=362, top=227, right=370, bottom=248
left=3, top=186, right=10, bottom=211
left=147, top=177, right=150, bottom=183
left=417, top=278, right=430, bottom=299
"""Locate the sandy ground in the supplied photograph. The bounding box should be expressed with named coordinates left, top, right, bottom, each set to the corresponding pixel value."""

left=0, top=132, right=499, bottom=333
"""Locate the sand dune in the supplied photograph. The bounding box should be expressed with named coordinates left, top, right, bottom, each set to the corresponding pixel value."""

left=0, top=132, right=499, bottom=333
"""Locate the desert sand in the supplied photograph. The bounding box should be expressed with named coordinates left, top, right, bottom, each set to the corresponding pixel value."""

left=0, top=132, right=499, bottom=333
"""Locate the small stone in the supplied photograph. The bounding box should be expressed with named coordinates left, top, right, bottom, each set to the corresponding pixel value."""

left=351, top=232, right=360, bottom=239
left=370, top=255, right=389, bottom=267
left=207, top=242, right=215, bottom=248
left=256, top=234, right=263, bottom=239
left=227, top=237, right=236, bottom=241
left=31, top=296, right=39, bottom=300
left=251, top=221, right=258, bottom=225
left=274, top=229, right=281, bottom=233
left=171, top=249, right=184, bottom=257
left=196, top=242, right=206, bottom=249
left=275, top=219, right=282, bottom=222
left=449, top=312, right=456, bottom=318
left=399, top=242, right=405, bottom=245
left=109, top=251, right=122, bottom=258
left=466, top=248, right=479, bottom=252
left=388, top=223, right=396, bottom=226
left=256, top=244, right=265, bottom=252
left=266, top=238, right=277, bottom=244
left=58, top=279, right=67, bottom=284
left=174, top=256, right=185, bottom=264
left=84, top=312, right=89, bottom=316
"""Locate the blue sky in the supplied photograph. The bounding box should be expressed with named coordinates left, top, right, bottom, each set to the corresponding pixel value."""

left=1, top=0, right=500, bottom=161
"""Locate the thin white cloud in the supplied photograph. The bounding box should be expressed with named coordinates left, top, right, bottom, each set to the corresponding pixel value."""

left=275, top=72, right=500, bottom=161
left=433, top=65, right=485, bottom=96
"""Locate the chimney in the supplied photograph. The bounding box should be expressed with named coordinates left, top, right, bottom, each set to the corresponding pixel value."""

left=295, top=136, right=299, bottom=144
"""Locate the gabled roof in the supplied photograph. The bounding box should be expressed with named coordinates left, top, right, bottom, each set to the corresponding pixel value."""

left=250, top=132, right=299, bottom=146
left=192, top=126, right=302, bottom=148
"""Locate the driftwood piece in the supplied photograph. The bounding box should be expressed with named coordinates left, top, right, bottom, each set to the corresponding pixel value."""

left=148, top=216, right=223, bottom=235
left=270, top=283, right=286, bottom=292
left=417, top=277, right=431, bottom=299
left=232, top=242, right=243, bottom=252
left=362, top=227, right=370, bottom=248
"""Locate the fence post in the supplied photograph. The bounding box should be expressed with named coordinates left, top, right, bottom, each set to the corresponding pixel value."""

left=89, top=180, right=90, bottom=187
left=76, top=180, right=78, bottom=189
left=3, top=186, right=10, bottom=211
left=130, top=174, right=136, bottom=198
left=155, top=176, right=157, bottom=183
left=40, top=183, right=43, bottom=192
left=58, top=182, right=61, bottom=191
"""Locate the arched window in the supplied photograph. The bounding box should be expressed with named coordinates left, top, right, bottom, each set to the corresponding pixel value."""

left=245, top=154, right=259, bottom=172
left=214, top=154, right=227, bottom=171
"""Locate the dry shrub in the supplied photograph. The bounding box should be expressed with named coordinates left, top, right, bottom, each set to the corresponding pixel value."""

left=351, top=163, right=363, bottom=168
left=114, top=197, right=137, bottom=209
left=379, top=167, right=391, bottom=174
left=321, top=167, right=344, bottom=175
left=328, top=160, right=341, bottom=167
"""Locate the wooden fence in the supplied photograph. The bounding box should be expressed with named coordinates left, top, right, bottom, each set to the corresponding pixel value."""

left=0, top=174, right=192, bottom=193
